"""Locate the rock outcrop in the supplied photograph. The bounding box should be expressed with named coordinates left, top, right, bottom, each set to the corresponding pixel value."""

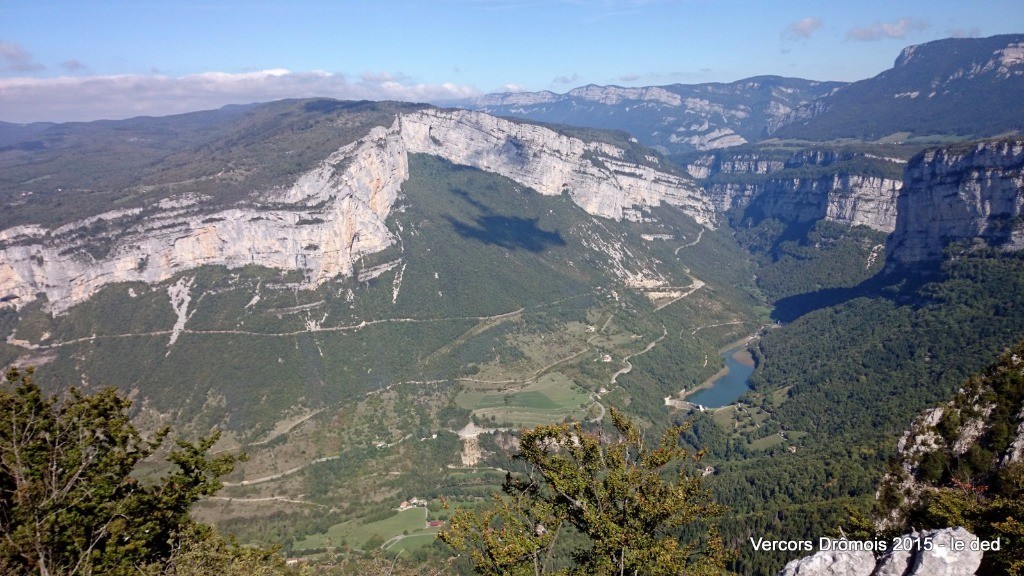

left=692, top=150, right=903, bottom=233
left=776, top=544, right=875, bottom=576
left=876, top=344, right=1024, bottom=532
left=887, top=139, right=1024, bottom=264
left=0, top=108, right=712, bottom=314
left=400, top=109, right=712, bottom=222
left=777, top=528, right=983, bottom=576
left=712, top=175, right=901, bottom=232
left=0, top=124, right=407, bottom=314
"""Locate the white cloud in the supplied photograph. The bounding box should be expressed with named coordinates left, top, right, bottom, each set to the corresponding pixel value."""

left=0, top=41, right=45, bottom=72
left=617, top=73, right=641, bottom=82
left=846, top=18, right=928, bottom=41
left=553, top=73, right=580, bottom=84
left=0, top=69, right=480, bottom=123
left=785, top=17, right=823, bottom=40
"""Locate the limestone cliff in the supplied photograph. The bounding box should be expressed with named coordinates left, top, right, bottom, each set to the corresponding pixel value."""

left=692, top=150, right=903, bottom=232
left=0, top=125, right=406, bottom=314
left=0, top=108, right=712, bottom=314
left=736, top=175, right=901, bottom=232
left=400, top=109, right=712, bottom=222
left=776, top=528, right=983, bottom=576
left=876, top=343, right=1024, bottom=532
left=886, top=139, right=1024, bottom=264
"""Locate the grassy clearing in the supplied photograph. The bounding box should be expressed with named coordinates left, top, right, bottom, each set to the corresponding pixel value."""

left=459, top=320, right=599, bottom=385
left=564, top=321, right=594, bottom=337
left=293, top=508, right=428, bottom=551
left=387, top=532, right=441, bottom=553
left=874, top=132, right=913, bottom=144
left=444, top=468, right=504, bottom=482
left=749, top=434, right=785, bottom=451
left=768, top=386, right=792, bottom=409
left=517, top=332, right=585, bottom=366
left=711, top=402, right=773, bottom=435
left=712, top=405, right=737, bottom=429
left=459, top=372, right=591, bottom=428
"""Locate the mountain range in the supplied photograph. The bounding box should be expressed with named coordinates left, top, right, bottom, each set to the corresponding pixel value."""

left=1, top=33, right=1023, bottom=575
left=467, top=34, right=1024, bottom=153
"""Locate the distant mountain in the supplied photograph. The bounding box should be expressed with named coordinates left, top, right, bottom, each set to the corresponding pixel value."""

left=467, top=76, right=845, bottom=154
left=468, top=35, right=1024, bottom=151
left=773, top=34, right=1024, bottom=141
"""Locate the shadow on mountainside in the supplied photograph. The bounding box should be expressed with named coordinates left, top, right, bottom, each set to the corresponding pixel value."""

left=770, top=265, right=941, bottom=323
left=445, top=214, right=566, bottom=253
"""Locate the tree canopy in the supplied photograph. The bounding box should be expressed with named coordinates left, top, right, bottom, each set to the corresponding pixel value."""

left=0, top=367, right=243, bottom=576
left=440, top=409, right=732, bottom=575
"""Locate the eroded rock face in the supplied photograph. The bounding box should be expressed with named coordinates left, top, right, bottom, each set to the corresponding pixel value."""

left=776, top=544, right=875, bottom=576
left=778, top=528, right=982, bottom=576
left=401, top=109, right=712, bottom=223
left=877, top=347, right=1024, bottom=533
left=0, top=109, right=713, bottom=314
left=693, top=150, right=902, bottom=232
left=887, top=139, right=1024, bottom=264
left=0, top=124, right=407, bottom=314
left=735, top=175, right=901, bottom=232
left=1006, top=400, right=1024, bottom=465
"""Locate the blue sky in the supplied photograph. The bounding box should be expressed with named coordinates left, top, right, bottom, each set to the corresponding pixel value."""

left=1, top=0, right=1021, bottom=122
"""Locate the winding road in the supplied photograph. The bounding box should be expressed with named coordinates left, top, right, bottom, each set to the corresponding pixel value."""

left=674, top=227, right=704, bottom=255
left=610, top=325, right=668, bottom=385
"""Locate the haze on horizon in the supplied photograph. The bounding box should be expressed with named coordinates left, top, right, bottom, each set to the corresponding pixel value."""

left=1, top=0, right=1022, bottom=123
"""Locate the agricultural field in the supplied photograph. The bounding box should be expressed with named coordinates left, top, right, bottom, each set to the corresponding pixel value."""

left=292, top=507, right=437, bottom=553
left=457, top=372, right=593, bottom=428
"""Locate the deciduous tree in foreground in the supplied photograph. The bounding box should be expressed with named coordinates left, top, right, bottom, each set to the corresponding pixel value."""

left=440, top=409, right=733, bottom=575
left=0, top=367, right=243, bottom=576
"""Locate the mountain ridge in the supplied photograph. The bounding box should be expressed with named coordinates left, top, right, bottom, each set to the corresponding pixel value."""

left=468, top=75, right=844, bottom=153
left=773, top=34, right=1024, bottom=141
left=470, top=34, right=1024, bottom=152
left=0, top=105, right=713, bottom=314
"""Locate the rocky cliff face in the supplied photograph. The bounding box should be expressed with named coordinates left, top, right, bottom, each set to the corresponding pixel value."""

left=875, top=344, right=1024, bottom=533
left=692, top=151, right=903, bottom=232
left=0, top=108, right=712, bottom=314
left=775, top=344, right=1024, bottom=576
left=777, top=527, right=983, bottom=576
left=886, top=139, right=1024, bottom=264
left=400, top=109, right=711, bottom=222
left=736, top=175, right=900, bottom=232
left=0, top=124, right=407, bottom=314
